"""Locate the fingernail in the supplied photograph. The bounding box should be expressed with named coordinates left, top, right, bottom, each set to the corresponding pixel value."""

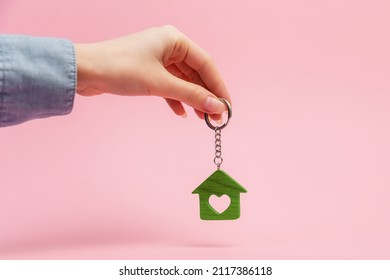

left=204, top=96, right=224, bottom=113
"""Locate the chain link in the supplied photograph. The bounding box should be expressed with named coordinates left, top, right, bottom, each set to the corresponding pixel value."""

left=214, top=127, right=223, bottom=169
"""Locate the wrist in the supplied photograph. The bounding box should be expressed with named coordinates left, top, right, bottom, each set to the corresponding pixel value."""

left=75, top=43, right=101, bottom=96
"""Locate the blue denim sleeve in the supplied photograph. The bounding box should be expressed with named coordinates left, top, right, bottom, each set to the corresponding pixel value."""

left=0, top=35, right=76, bottom=127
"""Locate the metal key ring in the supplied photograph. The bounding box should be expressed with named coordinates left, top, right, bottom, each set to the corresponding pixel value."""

left=205, top=98, right=232, bottom=130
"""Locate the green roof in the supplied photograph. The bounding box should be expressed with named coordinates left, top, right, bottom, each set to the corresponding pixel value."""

left=192, top=170, right=247, bottom=195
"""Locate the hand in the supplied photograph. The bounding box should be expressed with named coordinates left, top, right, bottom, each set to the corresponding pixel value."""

left=75, top=25, right=231, bottom=120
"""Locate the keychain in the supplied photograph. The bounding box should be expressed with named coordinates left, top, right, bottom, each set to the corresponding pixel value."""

left=192, top=98, right=247, bottom=220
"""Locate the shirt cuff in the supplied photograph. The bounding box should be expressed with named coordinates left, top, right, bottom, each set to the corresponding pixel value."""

left=0, top=35, right=76, bottom=127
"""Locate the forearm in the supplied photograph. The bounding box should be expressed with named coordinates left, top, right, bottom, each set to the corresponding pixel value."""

left=0, top=35, right=76, bottom=127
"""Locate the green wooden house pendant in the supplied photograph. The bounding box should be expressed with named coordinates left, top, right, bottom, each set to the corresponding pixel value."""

left=192, top=170, right=247, bottom=220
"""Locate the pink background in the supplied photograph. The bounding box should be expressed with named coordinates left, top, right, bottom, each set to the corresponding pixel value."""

left=1, top=0, right=389, bottom=259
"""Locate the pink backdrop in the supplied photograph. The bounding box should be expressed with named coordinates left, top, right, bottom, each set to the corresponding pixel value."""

left=1, top=0, right=389, bottom=259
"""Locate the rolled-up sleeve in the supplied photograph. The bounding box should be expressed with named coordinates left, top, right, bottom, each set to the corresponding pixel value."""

left=0, top=35, right=76, bottom=127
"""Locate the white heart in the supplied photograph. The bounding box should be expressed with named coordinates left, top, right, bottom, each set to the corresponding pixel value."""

left=209, top=194, right=231, bottom=214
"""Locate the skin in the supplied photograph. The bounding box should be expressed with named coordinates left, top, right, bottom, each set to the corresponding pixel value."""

left=75, top=25, right=231, bottom=121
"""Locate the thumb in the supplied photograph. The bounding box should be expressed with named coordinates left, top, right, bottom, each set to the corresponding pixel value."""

left=156, top=71, right=226, bottom=115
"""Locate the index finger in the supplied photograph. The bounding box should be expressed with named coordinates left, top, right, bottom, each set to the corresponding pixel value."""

left=179, top=34, right=232, bottom=107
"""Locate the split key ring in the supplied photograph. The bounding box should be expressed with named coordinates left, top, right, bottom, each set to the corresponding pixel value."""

left=204, top=98, right=232, bottom=130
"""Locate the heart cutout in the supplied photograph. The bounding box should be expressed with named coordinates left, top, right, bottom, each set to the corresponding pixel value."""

left=209, top=194, right=231, bottom=214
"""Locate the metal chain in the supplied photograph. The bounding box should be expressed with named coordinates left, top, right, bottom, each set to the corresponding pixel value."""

left=214, top=127, right=223, bottom=169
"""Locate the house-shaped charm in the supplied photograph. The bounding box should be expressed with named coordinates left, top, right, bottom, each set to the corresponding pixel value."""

left=192, top=170, right=247, bottom=220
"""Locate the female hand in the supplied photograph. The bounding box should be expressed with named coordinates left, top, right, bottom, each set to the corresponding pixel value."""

left=75, top=25, right=231, bottom=120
